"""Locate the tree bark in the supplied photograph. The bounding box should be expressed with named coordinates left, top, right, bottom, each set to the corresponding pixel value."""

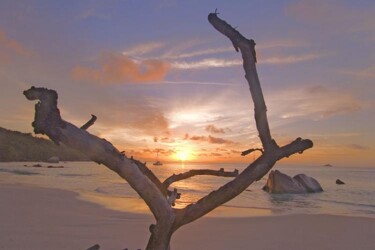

left=146, top=218, right=174, bottom=250
left=208, top=13, right=277, bottom=152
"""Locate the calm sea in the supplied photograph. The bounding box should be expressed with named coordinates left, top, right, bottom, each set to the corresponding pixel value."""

left=0, top=161, right=374, bottom=218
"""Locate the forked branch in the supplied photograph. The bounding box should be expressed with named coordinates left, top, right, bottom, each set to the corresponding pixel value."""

left=171, top=13, right=313, bottom=229
left=23, top=12, right=314, bottom=250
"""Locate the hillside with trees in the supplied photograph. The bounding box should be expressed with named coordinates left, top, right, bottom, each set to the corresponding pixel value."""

left=0, top=127, right=88, bottom=162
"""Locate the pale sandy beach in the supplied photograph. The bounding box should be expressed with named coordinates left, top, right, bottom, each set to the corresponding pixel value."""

left=0, top=184, right=374, bottom=250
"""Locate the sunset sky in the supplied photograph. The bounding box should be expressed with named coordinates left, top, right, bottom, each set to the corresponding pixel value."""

left=0, top=0, right=374, bottom=167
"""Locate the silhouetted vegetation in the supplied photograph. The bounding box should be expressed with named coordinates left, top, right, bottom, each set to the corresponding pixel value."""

left=0, top=127, right=89, bottom=162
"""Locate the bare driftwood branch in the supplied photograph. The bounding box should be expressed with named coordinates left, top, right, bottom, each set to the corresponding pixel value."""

left=23, top=12, right=314, bottom=250
left=80, top=114, right=97, bottom=130
left=131, top=157, right=169, bottom=197
left=207, top=14, right=274, bottom=151
left=163, top=168, right=239, bottom=188
left=170, top=13, right=313, bottom=229
left=23, top=86, right=173, bottom=222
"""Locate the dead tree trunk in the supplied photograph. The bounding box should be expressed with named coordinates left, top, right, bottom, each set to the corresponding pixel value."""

left=23, top=13, right=313, bottom=250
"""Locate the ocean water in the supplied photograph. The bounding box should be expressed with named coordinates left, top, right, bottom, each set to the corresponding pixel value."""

left=0, top=161, right=374, bottom=218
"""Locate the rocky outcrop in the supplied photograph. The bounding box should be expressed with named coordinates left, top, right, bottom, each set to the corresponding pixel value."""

left=263, top=170, right=323, bottom=194
left=293, top=174, right=323, bottom=193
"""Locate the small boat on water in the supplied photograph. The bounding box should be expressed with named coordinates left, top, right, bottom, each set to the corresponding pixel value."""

left=153, top=160, right=163, bottom=166
left=153, top=151, right=163, bottom=166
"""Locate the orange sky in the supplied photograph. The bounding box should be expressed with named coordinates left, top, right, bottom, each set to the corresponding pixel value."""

left=0, top=1, right=374, bottom=167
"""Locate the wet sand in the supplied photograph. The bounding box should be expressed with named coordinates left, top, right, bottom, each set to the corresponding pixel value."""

left=0, top=184, right=374, bottom=250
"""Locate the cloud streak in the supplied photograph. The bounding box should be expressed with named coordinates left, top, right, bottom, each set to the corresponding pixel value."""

left=162, top=40, right=310, bottom=60
left=118, top=40, right=323, bottom=72
left=260, top=53, right=324, bottom=64
left=269, top=85, right=361, bottom=120
left=205, top=124, right=229, bottom=134
left=72, top=53, right=170, bottom=84
left=189, top=134, right=235, bottom=145
left=0, top=28, right=33, bottom=63
left=171, top=58, right=242, bottom=70
left=170, top=53, right=324, bottom=70
left=123, top=42, right=165, bottom=56
left=162, top=46, right=233, bottom=59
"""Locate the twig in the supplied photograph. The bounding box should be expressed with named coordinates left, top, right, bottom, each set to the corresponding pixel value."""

left=163, top=168, right=239, bottom=188
left=80, top=114, right=97, bottom=130
left=241, top=148, right=263, bottom=156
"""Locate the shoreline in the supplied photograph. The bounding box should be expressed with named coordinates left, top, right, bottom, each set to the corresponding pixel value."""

left=1, top=183, right=374, bottom=250
left=1, top=161, right=374, bottom=219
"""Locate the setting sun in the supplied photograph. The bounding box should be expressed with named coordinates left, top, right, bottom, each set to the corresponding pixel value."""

left=175, top=149, right=191, bottom=162
left=1, top=2, right=374, bottom=250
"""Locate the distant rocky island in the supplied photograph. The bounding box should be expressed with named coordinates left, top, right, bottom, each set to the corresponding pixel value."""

left=0, top=127, right=89, bottom=162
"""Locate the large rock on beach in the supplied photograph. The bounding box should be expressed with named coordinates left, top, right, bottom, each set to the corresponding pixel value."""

left=293, top=174, right=324, bottom=193
left=263, top=170, right=323, bottom=194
